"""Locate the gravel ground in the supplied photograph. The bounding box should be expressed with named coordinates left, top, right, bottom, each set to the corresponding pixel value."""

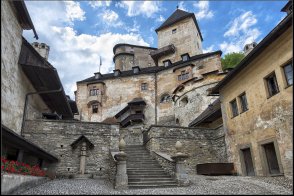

left=16, top=175, right=293, bottom=195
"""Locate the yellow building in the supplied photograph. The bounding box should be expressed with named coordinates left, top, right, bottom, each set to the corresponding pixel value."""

left=210, top=9, right=293, bottom=178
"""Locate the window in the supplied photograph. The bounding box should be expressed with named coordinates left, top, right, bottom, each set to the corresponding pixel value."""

left=163, top=60, right=171, bottom=67
left=239, top=93, right=248, bottom=112
left=265, top=72, right=279, bottom=97
left=178, top=71, right=189, bottom=81
left=181, top=54, right=190, bottom=61
left=89, top=87, right=99, bottom=96
left=92, top=104, right=98, bottom=113
left=197, top=42, right=199, bottom=49
left=160, top=94, right=172, bottom=103
left=230, top=99, right=238, bottom=117
left=283, top=63, right=293, bottom=86
left=141, top=83, right=148, bottom=91
left=172, top=29, right=177, bottom=34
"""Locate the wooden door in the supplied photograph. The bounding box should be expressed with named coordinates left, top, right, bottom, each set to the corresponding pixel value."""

left=263, top=143, right=280, bottom=174
left=242, top=148, right=255, bottom=176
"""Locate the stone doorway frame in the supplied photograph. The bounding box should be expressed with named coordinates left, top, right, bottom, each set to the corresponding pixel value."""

left=238, top=143, right=256, bottom=176
left=258, top=137, right=284, bottom=176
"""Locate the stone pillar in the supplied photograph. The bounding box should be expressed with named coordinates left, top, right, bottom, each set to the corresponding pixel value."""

left=114, top=138, right=128, bottom=189
left=79, top=142, right=87, bottom=175
left=17, top=150, right=24, bottom=162
left=171, top=141, right=190, bottom=186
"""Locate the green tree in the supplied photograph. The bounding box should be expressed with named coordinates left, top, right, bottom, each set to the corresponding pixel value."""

left=221, top=52, right=245, bottom=70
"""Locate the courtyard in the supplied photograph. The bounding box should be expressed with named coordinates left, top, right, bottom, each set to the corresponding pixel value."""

left=16, top=175, right=293, bottom=195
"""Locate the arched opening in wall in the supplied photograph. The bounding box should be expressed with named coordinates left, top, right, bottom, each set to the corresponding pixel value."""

left=175, top=118, right=179, bottom=125
left=180, top=97, right=188, bottom=106
left=160, top=94, right=172, bottom=103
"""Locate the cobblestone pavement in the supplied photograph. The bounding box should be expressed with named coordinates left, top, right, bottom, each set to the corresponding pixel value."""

left=17, top=175, right=293, bottom=195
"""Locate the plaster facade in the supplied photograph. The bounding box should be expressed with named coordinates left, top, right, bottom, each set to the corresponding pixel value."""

left=1, top=0, right=50, bottom=135
left=219, top=26, right=293, bottom=178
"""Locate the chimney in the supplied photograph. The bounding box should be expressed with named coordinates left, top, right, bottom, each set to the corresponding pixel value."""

left=94, top=72, right=102, bottom=79
left=243, top=42, right=257, bottom=56
left=32, top=42, right=50, bottom=60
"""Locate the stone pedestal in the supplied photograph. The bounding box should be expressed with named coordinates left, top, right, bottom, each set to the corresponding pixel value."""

left=171, top=141, right=190, bottom=186
left=114, top=138, right=128, bottom=189
left=114, top=152, right=128, bottom=189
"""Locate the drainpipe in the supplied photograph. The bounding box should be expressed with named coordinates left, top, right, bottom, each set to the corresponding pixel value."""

left=154, top=72, right=158, bottom=125
left=21, top=87, right=63, bottom=136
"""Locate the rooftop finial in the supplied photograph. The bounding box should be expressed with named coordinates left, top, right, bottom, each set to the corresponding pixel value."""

left=99, top=56, right=102, bottom=73
left=176, top=5, right=179, bottom=9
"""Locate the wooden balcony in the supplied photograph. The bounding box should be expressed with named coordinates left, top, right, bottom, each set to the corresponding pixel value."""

left=120, top=113, right=145, bottom=127
left=150, top=44, right=175, bottom=60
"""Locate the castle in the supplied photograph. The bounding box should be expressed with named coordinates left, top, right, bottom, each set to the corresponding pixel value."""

left=1, top=0, right=293, bottom=192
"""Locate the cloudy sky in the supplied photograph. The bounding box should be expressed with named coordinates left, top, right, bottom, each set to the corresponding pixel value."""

left=23, top=0, right=287, bottom=99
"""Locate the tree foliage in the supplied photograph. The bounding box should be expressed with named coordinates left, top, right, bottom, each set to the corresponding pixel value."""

left=221, top=52, right=245, bottom=70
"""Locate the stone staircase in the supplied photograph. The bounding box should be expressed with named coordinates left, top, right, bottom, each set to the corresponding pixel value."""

left=125, top=145, right=178, bottom=189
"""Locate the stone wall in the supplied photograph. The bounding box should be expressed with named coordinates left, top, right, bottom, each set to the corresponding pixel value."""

left=144, top=125, right=227, bottom=174
left=1, top=1, right=50, bottom=135
left=23, top=119, right=120, bottom=178
left=120, top=125, right=143, bottom=145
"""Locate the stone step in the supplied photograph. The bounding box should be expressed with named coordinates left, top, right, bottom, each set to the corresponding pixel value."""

left=128, top=184, right=178, bottom=189
left=127, top=171, right=167, bottom=175
left=128, top=178, right=175, bottom=182
left=127, top=168, right=164, bottom=171
left=129, top=180, right=177, bottom=184
left=128, top=174, right=171, bottom=178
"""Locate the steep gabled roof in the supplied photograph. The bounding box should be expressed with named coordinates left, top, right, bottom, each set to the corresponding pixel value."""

left=155, top=9, right=203, bottom=41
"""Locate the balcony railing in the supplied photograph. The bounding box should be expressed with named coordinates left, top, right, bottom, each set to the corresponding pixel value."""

left=120, top=113, right=145, bottom=127
left=150, top=44, right=175, bottom=60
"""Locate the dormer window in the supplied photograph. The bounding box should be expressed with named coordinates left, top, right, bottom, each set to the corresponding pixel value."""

left=163, top=60, right=171, bottom=67
left=132, top=66, right=140, bottom=74
left=114, top=69, right=121, bottom=76
left=172, top=29, right=177, bottom=34
left=181, top=53, right=190, bottom=61
left=94, top=72, right=102, bottom=79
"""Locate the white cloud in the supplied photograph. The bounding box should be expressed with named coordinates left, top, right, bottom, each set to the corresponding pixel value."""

left=23, top=1, right=149, bottom=99
left=156, top=15, right=165, bottom=23
left=224, top=11, right=257, bottom=37
left=65, top=1, right=86, bottom=23
left=203, top=45, right=215, bottom=53
left=88, top=1, right=111, bottom=8
left=221, top=11, right=261, bottom=54
left=178, top=1, right=188, bottom=12
left=127, top=20, right=140, bottom=33
left=193, top=1, right=214, bottom=20
left=101, top=9, right=118, bottom=23
left=117, top=1, right=160, bottom=18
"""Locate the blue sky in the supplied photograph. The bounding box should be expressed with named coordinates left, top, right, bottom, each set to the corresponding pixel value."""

left=23, top=0, right=287, bottom=99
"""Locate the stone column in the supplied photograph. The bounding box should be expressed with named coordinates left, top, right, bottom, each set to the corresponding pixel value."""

left=171, top=141, right=190, bottom=186
left=79, top=142, right=87, bottom=175
left=114, top=138, right=128, bottom=189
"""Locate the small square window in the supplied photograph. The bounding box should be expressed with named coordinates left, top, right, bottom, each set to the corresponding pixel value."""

left=265, top=72, right=279, bottom=98
left=163, top=60, right=171, bottom=67
left=230, top=99, right=239, bottom=117
left=92, top=104, right=98, bottom=113
left=181, top=54, right=189, bottom=61
left=283, top=63, right=293, bottom=86
left=141, top=83, right=148, bottom=91
left=172, top=29, right=177, bottom=34
left=239, top=93, right=248, bottom=112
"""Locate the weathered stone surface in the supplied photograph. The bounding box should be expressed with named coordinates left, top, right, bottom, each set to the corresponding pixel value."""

left=23, top=119, right=120, bottom=178
left=144, top=125, right=227, bottom=174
